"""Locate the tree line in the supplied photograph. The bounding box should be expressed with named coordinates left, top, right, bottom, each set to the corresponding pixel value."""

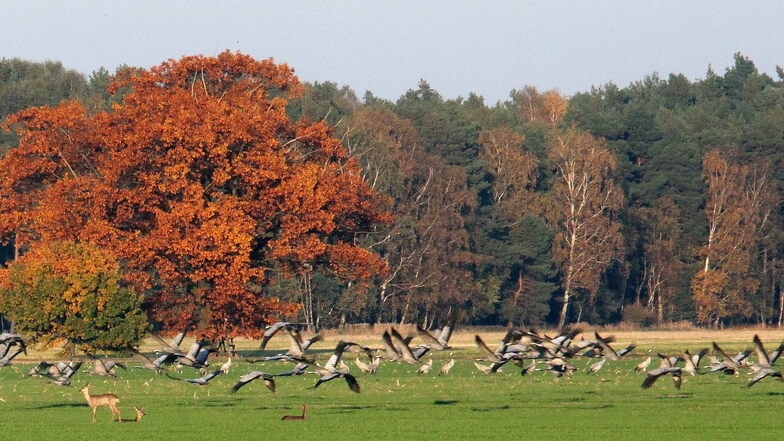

left=0, top=52, right=782, bottom=348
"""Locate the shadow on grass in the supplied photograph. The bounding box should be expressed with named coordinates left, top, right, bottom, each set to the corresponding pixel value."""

left=324, top=405, right=376, bottom=414
left=654, top=393, right=693, bottom=399
left=471, top=404, right=511, bottom=412
left=29, top=403, right=86, bottom=410
left=202, top=401, right=237, bottom=408
left=433, top=399, right=459, bottom=405
left=567, top=403, right=614, bottom=410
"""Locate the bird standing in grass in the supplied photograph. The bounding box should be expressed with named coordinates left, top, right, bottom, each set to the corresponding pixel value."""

left=219, top=357, right=233, bottom=374
left=439, top=359, right=455, bottom=375
left=587, top=357, right=607, bottom=374
left=354, top=357, right=371, bottom=373
left=635, top=356, right=652, bottom=373
left=418, top=359, right=433, bottom=374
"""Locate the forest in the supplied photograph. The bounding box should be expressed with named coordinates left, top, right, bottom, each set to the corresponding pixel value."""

left=1, top=52, right=783, bottom=345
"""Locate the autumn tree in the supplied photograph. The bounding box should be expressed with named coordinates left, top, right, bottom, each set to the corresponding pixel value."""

left=476, top=126, right=538, bottom=221
left=0, top=241, right=147, bottom=351
left=0, top=52, right=390, bottom=337
left=514, top=86, right=568, bottom=126
left=691, top=150, right=776, bottom=326
left=546, top=127, right=624, bottom=328
left=0, top=58, right=89, bottom=149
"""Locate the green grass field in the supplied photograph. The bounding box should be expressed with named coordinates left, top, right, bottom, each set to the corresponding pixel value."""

left=1, top=332, right=783, bottom=441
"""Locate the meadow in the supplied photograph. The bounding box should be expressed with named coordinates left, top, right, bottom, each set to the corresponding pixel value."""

left=1, top=328, right=783, bottom=441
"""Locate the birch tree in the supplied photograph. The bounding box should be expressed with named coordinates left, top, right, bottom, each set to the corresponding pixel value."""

left=547, top=128, right=624, bottom=328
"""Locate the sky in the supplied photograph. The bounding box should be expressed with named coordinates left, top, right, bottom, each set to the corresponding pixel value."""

left=2, top=1, right=783, bottom=104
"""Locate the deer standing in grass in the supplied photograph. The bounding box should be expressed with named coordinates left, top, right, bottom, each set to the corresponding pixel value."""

left=117, top=407, right=145, bottom=422
left=281, top=404, right=307, bottom=421
left=80, top=383, right=121, bottom=423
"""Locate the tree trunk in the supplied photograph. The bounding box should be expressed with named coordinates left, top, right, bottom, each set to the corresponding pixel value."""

left=778, top=283, right=783, bottom=328
left=557, top=289, right=570, bottom=329
left=301, top=269, right=315, bottom=332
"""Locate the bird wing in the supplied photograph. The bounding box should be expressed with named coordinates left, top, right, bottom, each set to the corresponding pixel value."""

left=747, top=368, right=774, bottom=388
left=63, top=362, right=83, bottom=379
left=436, top=315, right=457, bottom=347
left=194, top=369, right=223, bottom=384
left=263, top=376, right=276, bottom=392
left=148, top=332, right=181, bottom=354
left=390, top=329, right=418, bottom=363
left=182, top=341, right=204, bottom=361
left=130, top=348, right=156, bottom=367
left=594, top=332, right=620, bottom=361
left=165, top=372, right=190, bottom=382
left=692, top=348, right=709, bottom=368
left=617, top=343, right=637, bottom=357
left=343, top=373, right=361, bottom=393
left=300, top=334, right=323, bottom=352
left=412, top=345, right=431, bottom=360
left=711, top=342, right=736, bottom=367
left=753, top=334, right=771, bottom=367
left=312, top=372, right=340, bottom=389
left=260, top=322, right=290, bottom=349
left=474, top=335, right=500, bottom=362
left=92, top=359, right=111, bottom=376
left=417, top=325, right=446, bottom=350
left=642, top=367, right=678, bottom=389
left=231, top=371, right=272, bottom=393
left=168, top=330, right=187, bottom=350
left=285, top=328, right=305, bottom=357
left=769, top=343, right=784, bottom=365
left=381, top=331, right=400, bottom=360
left=324, top=340, right=351, bottom=372
left=672, top=370, right=683, bottom=390
left=107, top=361, right=126, bottom=371
left=733, top=349, right=753, bottom=364
left=272, top=362, right=309, bottom=377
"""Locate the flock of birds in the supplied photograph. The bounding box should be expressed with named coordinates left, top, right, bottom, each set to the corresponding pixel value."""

left=0, top=320, right=460, bottom=395
left=474, top=326, right=784, bottom=390
left=2, top=322, right=784, bottom=403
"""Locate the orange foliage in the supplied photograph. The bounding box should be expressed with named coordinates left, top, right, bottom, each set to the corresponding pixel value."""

left=0, top=52, right=390, bottom=337
left=691, top=150, right=775, bottom=325
left=515, top=86, right=567, bottom=125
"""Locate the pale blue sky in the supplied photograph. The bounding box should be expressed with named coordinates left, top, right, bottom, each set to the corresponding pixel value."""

left=2, top=1, right=782, bottom=103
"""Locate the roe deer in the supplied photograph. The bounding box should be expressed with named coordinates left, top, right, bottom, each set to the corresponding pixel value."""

left=281, top=404, right=307, bottom=421
left=117, top=406, right=145, bottom=422
left=80, top=383, right=121, bottom=423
